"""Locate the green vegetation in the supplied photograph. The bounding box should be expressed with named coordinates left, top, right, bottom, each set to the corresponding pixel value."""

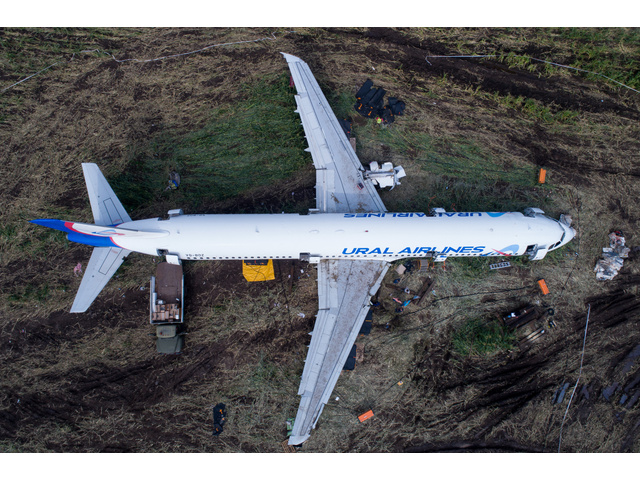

left=110, top=73, right=309, bottom=213
left=492, top=93, right=580, bottom=125
left=1, top=27, right=638, bottom=454
left=452, top=318, right=515, bottom=357
left=0, top=27, right=124, bottom=78
left=553, top=27, right=640, bottom=90
left=8, top=282, right=50, bottom=304
left=437, top=27, right=640, bottom=92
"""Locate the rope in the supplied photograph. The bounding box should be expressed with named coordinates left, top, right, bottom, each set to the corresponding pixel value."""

left=425, top=54, right=640, bottom=94
left=557, top=303, right=591, bottom=452
left=1, top=30, right=294, bottom=95
left=1, top=61, right=64, bottom=94
left=109, top=31, right=293, bottom=64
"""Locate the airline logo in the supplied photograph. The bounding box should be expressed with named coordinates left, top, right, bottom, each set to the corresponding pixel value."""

left=491, top=244, right=519, bottom=256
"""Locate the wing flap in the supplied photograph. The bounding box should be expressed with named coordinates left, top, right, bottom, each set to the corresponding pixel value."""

left=282, top=53, right=386, bottom=214
left=289, top=259, right=390, bottom=445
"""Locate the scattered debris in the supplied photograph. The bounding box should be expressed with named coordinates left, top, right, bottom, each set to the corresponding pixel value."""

left=489, top=261, right=511, bottom=270
left=415, top=277, right=435, bottom=306
left=538, top=168, right=547, bottom=184
left=73, top=262, right=83, bottom=276
left=553, top=382, right=571, bottom=404
left=286, top=418, right=295, bottom=435
left=503, top=306, right=540, bottom=330
left=358, top=410, right=374, bottom=422
left=519, top=327, right=545, bottom=346
left=354, top=79, right=405, bottom=125
left=595, top=231, right=630, bottom=280
left=602, top=383, right=620, bottom=402
left=165, top=171, right=181, bottom=191
left=212, top=403, right=227, bottom=436
left=537, top=279, right=550, bottom=295
left=343, top=344, right=357, bottom=370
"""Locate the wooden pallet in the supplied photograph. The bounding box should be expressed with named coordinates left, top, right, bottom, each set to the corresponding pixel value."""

left=416, top=277, right=434, bottom=306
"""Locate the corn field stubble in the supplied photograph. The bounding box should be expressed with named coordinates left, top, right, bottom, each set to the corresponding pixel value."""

left=1, top=28, right=640, bottom=454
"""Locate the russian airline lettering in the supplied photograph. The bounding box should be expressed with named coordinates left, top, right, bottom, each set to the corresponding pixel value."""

left=343, top=212, right=505, bottom=218
left=341, top=246, right=487, bottom=255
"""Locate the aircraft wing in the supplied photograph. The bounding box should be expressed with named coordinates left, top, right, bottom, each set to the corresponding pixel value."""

left=288, top=259, right=390, bottom=445
left=282, top=53, right=387, bottom=214
left=283, top=53, right=392, bottom=445
left=70, top=246, right=131, bottom=313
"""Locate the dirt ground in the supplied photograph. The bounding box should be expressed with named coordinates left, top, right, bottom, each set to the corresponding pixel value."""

left=1, top=27, right=640, bottom=453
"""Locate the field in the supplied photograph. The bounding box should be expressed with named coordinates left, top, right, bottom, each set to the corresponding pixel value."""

left=1, top=27, right=640, bottom=454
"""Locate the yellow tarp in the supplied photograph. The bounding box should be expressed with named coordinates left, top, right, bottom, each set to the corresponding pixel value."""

left=243, top=259, right=275, bottom=282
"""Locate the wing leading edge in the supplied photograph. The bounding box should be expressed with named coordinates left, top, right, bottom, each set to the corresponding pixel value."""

left=282, top=53, right=386, bottom=214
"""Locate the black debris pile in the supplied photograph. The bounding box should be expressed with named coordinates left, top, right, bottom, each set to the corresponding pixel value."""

left=354, top=79, right=405, bottom=125
left=212, top=403, right=227, bottom=436
left=338, top=117, right=352, bottom=139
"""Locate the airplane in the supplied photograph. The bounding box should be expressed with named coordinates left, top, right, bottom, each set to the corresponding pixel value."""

left=30, top=53, right=576, bottom=446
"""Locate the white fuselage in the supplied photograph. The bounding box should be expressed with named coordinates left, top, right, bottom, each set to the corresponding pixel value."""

left=109, top=211, right=575, bottom=262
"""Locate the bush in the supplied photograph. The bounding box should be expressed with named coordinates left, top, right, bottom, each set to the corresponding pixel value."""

left=452, top=318, right=514, bottom=357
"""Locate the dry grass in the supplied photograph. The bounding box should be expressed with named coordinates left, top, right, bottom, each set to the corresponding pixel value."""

left=1, top=27, right=640, bottom=453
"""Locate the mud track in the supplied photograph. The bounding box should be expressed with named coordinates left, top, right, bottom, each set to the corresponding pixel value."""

left=1, top=27, right=640, bottom=453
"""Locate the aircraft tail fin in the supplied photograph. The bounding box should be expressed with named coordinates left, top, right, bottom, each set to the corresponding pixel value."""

left=29, top=219, right=168, bottom=247
left=30, top=164, right=139, bottom=312
left=82, top=163, right=131, bottom=226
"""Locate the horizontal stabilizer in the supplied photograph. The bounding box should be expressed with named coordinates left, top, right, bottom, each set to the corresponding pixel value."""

left=70, top=246, right=131, bottom=313
left=82, top=163, right=131, bottom=226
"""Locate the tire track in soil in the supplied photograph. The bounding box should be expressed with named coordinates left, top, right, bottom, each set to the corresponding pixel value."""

left=324, top=27, right=639, bottom=120
left=403, top=274, right=640, bottom=451
left=0, top=317, right=308, bottom=445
